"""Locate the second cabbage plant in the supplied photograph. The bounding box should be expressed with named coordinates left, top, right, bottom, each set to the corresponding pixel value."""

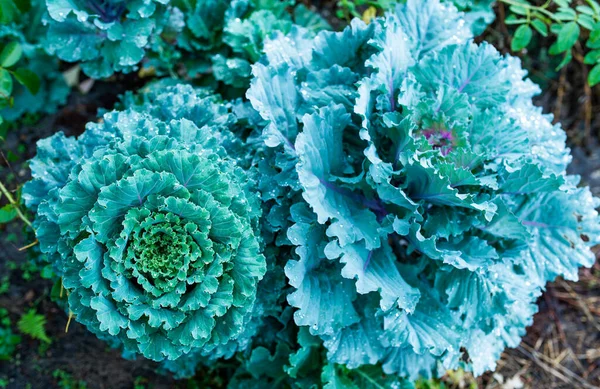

left=23, top=0, right=600, bottom=387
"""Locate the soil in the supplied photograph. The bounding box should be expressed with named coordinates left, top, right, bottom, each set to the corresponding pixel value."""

left=1, top=3, right=600, bottom=389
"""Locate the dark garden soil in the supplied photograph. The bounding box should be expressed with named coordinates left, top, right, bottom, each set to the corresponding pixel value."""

left=2, top=3, right=600, bottom=388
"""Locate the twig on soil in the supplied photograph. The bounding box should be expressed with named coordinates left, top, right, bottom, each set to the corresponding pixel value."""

left=65, top=311, right=73, bottom=333
left=553, top=295, right=600, bottom=315
left=18, top=239, right=38, bottom=251
left=544, top=290, right=567, bottom=346
left=518, top=344, right=597, bottom=389
left=580, top=349, right=600, bottom=360
left=558, top=280, right=600, bottom=332
left=544, top=288, right=586, bottom=374
left=567, top=348, right=586, bottom=376
left=573, top=43, right=593, bottom=144
left=585, top=361, right=599, bottom=380
left=496, top=2, right=510, bottom=47
left=553, top=67, right=568, bottom=125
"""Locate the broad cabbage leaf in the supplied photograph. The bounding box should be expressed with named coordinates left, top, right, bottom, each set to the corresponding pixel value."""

left=383, top=0, right=496, bottom=35
left=248, top=0, right=600, bottom=380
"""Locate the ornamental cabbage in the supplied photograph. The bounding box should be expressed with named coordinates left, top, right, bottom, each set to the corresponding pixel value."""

left=168, top=0, right=330, bottom=89
left=25, top=0, right=600, bottom=384
left=247, top=0, right=600, bottom=380
left=44, top=0, right=170, bottom=78
left=22, top=85, right=266, bottom=364
left=43, top=0, right=328, bottom=83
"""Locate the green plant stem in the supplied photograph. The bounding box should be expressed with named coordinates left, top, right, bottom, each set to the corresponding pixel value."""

left=0, top=180, right=32, bottom=228
left=498, top=0, right=559, bottom=21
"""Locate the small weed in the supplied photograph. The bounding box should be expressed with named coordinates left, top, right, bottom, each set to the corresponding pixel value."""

left=133, top=376, right=149, bottom=389
left=52, top=370, right=88, bottom=389
left=0, top=275, right=9, bottom=295
left=17, top=309, right=51, bottom=344
left=0, top=308, right=21, bottom=361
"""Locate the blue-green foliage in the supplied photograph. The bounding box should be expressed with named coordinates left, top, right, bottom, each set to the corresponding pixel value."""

left=448, top=0, right=495, bottom=35
left=23, top=83, right=266, bottom=365
left=45, top=0, right=170, bottom=78
left=25, top=0, right=599, bottom=385
left=24, top=82, right=420, bottom=388
left=165, top=0, right=330, bottom=89
left=44, top=0, right=329, bottom=82
left=0, top=0, right=69, bottom=121
left=247, top=0, right=600, bottom=381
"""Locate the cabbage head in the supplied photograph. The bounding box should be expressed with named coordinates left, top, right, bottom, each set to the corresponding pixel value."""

left=168, top=0, right=329, bottom=89
left=23, top=86, right=267, bottom=364
left=247, top=0, right=600, bottom=380
left=44, top=0, right=170, bottom=78
left=43, top=0, right=328, bottom=83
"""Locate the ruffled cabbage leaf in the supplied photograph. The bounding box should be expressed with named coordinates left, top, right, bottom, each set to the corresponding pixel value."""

left=248, top=0, right=600, bottom=380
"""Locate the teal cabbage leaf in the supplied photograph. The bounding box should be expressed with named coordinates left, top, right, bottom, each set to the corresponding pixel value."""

left=247, top=0, right=600, bottom=380
left=447, top=0, right=495, bottom=35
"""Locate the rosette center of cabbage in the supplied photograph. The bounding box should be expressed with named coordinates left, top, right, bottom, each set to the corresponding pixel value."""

left=116, top=198, right=214, bottom=297
left=128, top=211, right=203, bottom=290
left=423, top=126, right=454, bottom=155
